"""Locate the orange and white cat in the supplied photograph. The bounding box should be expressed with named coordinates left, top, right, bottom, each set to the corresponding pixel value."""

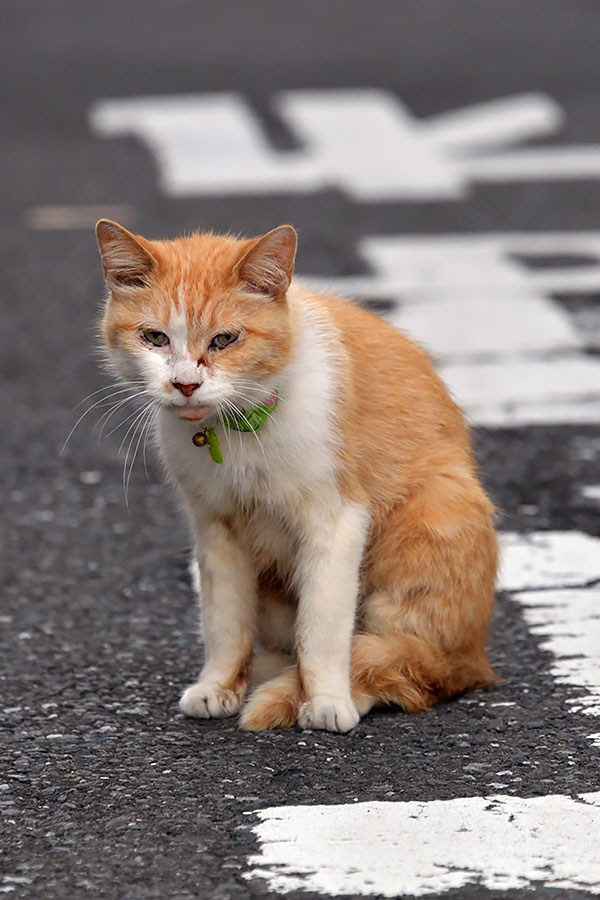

left=96, top=219, right=498, bottom=733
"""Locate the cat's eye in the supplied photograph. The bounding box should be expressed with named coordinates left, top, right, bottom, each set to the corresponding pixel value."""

left=142, top=330, right=169, bottom=347
left=210, top=332, right=238, bottom=350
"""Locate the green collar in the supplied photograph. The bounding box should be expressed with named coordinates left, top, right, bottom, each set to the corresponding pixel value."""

left=223, top=393, right=278, bottom=432
left=192, top=393, right=278, bottom=463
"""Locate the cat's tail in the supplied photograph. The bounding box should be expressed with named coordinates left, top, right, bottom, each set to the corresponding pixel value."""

left=240, top=665, right=300, bottom=731
left=239, top=632, right=496, bottom=730
left=350, top=632, right=496, bottom=715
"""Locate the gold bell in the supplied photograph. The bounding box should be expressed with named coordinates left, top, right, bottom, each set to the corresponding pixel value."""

left=192, top=431, right=207, bottom=447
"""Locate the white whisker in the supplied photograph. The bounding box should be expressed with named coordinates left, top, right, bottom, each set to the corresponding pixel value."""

left=74, top=380, right=145, bottom=410
left=60, top=386, right=146, bottom=455
left=142, top=407, right=159, bottom=481
left=222, top=396, right=269, bottom=468
left=230, top=390, right=281, bottom=430
left=220, top=397, right=245, bottom=457
left=96, top=389, right=151, bottom=440
left=215, top=406, right=233, bottom=457
left=118, top=400, right=155, bottom=454
left=125, top=402, right=157, bottom=504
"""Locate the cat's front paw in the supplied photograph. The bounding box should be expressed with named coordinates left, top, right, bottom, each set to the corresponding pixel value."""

left=179, top=681, right=243, bottom=719
left=298, top=695, right=360, bottom=733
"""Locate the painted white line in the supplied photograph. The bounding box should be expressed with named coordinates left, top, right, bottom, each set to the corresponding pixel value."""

left=513, top=587, right=600, bottom=716
left=465, top=146, right=600, bottom=181
left=420, top=92, right=562, bottom=150
left=501, top=531, right=600, bottom=739
left=90, top=89, right=600, bottom=200
left=441, top=359, right=600, bottom=427
left=397, top=292, right=579, bottom=358
left=25, top=204, right=136, bottom=230
left=582, top=485, right=600, bottom=503
left=245, top=792, right=600, bottom=896
left=499, top=531, right=600, bottom=592
left=311, top=231, right=600, bottom=298
left=306, top=231, right=600, bottom=298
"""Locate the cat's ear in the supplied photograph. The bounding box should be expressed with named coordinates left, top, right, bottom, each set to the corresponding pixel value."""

left=95, top=219, right=157, bottom=293
left=235, top=225, right=297, bottom=299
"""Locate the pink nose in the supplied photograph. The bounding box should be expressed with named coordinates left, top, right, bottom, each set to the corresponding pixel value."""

left=172, top=381, right=200, bottom=398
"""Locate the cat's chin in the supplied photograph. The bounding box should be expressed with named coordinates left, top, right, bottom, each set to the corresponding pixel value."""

left=172, top=405, right=213, bottom=422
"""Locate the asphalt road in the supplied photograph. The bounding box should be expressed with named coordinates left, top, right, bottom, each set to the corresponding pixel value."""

left=2, top=2, right=600, bottom=898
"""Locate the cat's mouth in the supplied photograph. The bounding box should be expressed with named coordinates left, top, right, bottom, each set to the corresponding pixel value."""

left=172, top=403, right=213, bottom=422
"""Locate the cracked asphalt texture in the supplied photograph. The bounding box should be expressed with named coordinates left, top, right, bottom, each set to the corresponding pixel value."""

left=2, top=1, right=600, bottom=897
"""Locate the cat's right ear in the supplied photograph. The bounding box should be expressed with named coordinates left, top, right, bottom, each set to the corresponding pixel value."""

left=95, top=220, right=157, bottom=293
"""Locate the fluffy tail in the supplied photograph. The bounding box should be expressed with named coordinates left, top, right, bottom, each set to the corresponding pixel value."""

left=350, top=632, right=496, bottom=715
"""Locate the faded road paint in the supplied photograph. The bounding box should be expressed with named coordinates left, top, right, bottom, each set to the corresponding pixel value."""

left=246, top=792, right=600, bottom=896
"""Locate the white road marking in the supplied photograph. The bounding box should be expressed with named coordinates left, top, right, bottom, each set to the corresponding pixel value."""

left=513, top=588, right=600, bottom=716
left=582, top=485, right=600, bottom=502
left=89, top=89, right=600, bottom=200
left=245, top=792, right=600, bottom=896
left=499, top=531, right=600, bottom=592
left=501, top=531, right=600, bottom=738
left=304, top=232, right=600, bottom=427
left=25, top=204, right=136, bottom=230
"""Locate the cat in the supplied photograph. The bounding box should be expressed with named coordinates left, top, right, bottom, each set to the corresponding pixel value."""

left=96, top=219, right=498, bottom=733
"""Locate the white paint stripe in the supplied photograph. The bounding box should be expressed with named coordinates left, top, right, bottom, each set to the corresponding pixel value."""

left=420, top=92, right=562, bottom=150
left=441, top=359, right=600, bottom=427
left=304, top=231, right=600, bottom=297
left=500, top=532, right=600, bottom=738
left=499, top=531, right=600, bottom=592
left=513, top=588, right=600, bottom=715
left=466, top=147, right=600, bottom=181
left=25, top=204, right=135, bottom=230
left=582, top=485, right=600, bottom=502
left=245, top=792, right=600, bottom=896
left=399, top=292, right=579, bottom=358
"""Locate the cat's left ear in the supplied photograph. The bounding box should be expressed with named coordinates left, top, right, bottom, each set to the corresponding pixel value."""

left=235, top=225, right=297, bottom=299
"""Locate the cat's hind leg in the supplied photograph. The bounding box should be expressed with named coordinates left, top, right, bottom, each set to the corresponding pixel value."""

left=353, top=471, right=498, bottom=714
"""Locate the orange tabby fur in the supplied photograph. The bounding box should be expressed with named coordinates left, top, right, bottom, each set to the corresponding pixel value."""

left=97, top=220, right=498, bottom=732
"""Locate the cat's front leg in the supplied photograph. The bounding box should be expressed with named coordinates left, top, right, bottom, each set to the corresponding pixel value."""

left=179, top=519, right=257, bottom=719
left=295, top=500, right=369, bottom=733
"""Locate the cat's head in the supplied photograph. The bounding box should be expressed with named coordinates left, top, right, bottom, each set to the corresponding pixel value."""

left=96, top=221, right=297, bottom=422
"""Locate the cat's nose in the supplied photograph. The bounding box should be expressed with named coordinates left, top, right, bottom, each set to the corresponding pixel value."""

left=172, top=381, right=201, bottom=398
